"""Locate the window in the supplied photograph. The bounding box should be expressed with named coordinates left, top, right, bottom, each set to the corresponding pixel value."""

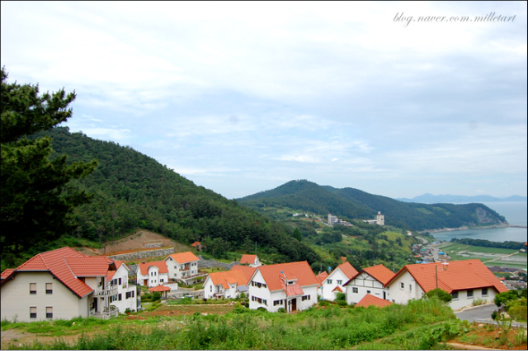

left=302, top=295, right=311, bottom=301
left=409, top=284, right=412, bottom=292
left=126, top=291, right=135, bottom=299
left=452, top=291, right=459, bottom=299
left=400, top=282, right=404, bottom=289
left=337, top=280, right=342, bottom=285
left=367, top=290, right=371, bottom=294
left=46, top=283, right=53, bottom=294
left=467, top=289, right=473, bottom=298
left=30, top=283, right=37, bottom=295
left=327, top=279, right=333, bottom=284
left=352, top=287, right=359, bottom=293
left=274, top=300, right=283, bottom=306
left=30, top=307, right=37, bottom=319
left=46, top=307, right=53, bottom=319
left=118, top=278, right=122, bottom=285
left=482, top=288, right=488, bottom=296
left=210, top=286, right=212, bottom=292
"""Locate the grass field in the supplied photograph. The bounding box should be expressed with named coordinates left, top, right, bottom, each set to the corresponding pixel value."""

left=438, top=242, right=527, bottom=269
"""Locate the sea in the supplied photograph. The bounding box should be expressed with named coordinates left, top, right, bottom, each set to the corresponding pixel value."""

left=431, top=201, right=527, bottom=243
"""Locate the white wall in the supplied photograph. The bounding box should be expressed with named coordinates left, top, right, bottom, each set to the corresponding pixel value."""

left=248, top=270, right=272, bottom=310
left=321, top=269, right=349, bottom=301
left=345, top=272, right=386, bottom=305
left=109, top=265, right=138, bottom=313
left=449, top=288, right=498, bottom=310
left=385, top=271, right=424, bottom=304
left=1, top=272, right=89, bottom=322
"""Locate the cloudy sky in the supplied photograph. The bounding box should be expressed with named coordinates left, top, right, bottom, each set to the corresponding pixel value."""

left=2, top=1, right=526, bottom=199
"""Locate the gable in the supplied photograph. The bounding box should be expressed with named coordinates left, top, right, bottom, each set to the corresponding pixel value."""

left=167, top=251, right=199, bottom=264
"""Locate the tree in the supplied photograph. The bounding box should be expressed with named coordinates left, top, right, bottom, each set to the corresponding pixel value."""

left=425, top=288, right=453, bottom=303
left=0, top=68, right=98, bottom=265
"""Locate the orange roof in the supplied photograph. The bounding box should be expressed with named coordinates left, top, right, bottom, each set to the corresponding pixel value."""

left=209, top=268, right=251, bottom=289
left=65, top=256, right=115, bottom=277
left=356, top=294, right=393, bottom=308
left=167, top=251, right=199, bottom=264
left=1, top=247, right=114, bottom=298
left=149, top=285, right=171, bottom=292
left=138, top=261, right=169, bottom=275
left=240, top=254, right=258, bottom=264
left=1, top=269, right=15, bottom=280
left=256, top=261, right=318, bottom=292
left=231, top=265, right=257, bottom=283
left=334, top=261, right=359, bottom=280
left=316, top=271, right=329, bottom=286
left=362, top=264, right=395, bottom=286
left=387, top=260, right=508, bottom=294
left=191, top=241, right=201, bottom=247
left=332, top=286, right=343, bottom=293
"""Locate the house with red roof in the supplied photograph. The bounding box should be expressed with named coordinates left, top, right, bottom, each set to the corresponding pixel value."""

left=136, top=261, right=170, bottom=288
left=385, top=259, right=508, bottom=310
left=248, top=261, right=319, bottom=313
left=203, top=265, right=256, bottom=299
left=239, top=254, right=262, bottom=267
left=320, top=261, right=359, bottom=301
left=355, top=294, right=393, bottom=308
left=343, top=264, right=395, bottom=305
left=164, top=251, right=202, bottom=285
left=1, top=247, right=138, bottom=322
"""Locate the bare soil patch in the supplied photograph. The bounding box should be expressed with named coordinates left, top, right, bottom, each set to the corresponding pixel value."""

left=75, top=230, right=191, bottom=257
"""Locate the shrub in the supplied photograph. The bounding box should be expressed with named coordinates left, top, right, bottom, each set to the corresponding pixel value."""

left=425, top=288, right=453, bottom=303
left=278, top=308, right=286, bottom=313
left=508, top=305, right=527, bottom=322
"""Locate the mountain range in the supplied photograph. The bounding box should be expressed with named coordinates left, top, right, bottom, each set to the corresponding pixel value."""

left=397, top=194, right=527, bottom=204
left=237, top=180, right=508, bottom=231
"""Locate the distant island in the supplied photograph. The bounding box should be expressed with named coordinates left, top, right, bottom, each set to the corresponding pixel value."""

left=397, top=194, right=527, bottom=204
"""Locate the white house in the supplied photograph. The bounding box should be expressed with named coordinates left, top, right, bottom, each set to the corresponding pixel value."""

left=239, top=254, right=262, bottom=267
left=385, top=259, right=508, bottom=310
left=136, top=261, right=170, bottom=288
left=203, top=265, right=256, bottom=299
left=248, top=261, right=319, bottom=313
left=165, top=251, right=201, bottom=284
left=321, top=262, right=358, bottom=301
left=344, top=264, right=395, bottom=305
left=1, top=247, right=138, bottom=322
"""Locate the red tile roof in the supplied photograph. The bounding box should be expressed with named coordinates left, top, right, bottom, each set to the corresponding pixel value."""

left=1, top=269, right=15, bottom=280
left=356, top=294, right=393, bottom=308
left=149, top=285, right=171, bottom=292
left=1, top=247, right=116, bottom=298
left=387, top=260, right=508, bottom=294
left=335, top=261, right=359, bottom=280
left=65, top=256, right=115, bottom=277
left=256, top=261, right=318, bottom=292
left=209, top=269, right=250, bottom=289
left=362, top=264, right=395, bottom=286
left=240, top=254, right=258, bottom=265
left=167, top=251, right=200, bottom=264
left=231, top=265, right=257, bottom=283
left=332, top=286, right=343, bottom=293
left=191, top=241, right=201, bottom=247
left=138, top=261, right=169, bottom=275
left=316, top=271, right=329, bottom=286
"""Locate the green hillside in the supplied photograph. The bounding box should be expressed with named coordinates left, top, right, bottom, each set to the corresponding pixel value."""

left=23, top=127, right=320, bottom=266
left=238, top=180, right=507, bottom=231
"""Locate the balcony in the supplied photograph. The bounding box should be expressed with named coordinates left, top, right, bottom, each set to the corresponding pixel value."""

left=94, top=286, right=118, bottom=297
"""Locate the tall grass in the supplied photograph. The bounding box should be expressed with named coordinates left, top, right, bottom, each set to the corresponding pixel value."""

left=7, top=299, right=461, bottom=350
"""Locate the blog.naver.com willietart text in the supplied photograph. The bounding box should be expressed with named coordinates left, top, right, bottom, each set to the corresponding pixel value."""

left=394, top=12, right=517, bottom=27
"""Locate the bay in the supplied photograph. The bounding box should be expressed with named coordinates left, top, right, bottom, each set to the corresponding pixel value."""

left=431, top=201, right=527, bottom=243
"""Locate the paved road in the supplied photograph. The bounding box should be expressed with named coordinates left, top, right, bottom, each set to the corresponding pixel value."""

left=455, top=303, right=496, bottom=323
left=456, top=303, right=527, bottom=328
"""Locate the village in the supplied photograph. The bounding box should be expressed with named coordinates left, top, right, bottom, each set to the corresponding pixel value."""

left=1, top=233, right=519, bottom=322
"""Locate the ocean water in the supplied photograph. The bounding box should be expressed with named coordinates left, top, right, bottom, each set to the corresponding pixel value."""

left=431, top=201, right=527, bottom=243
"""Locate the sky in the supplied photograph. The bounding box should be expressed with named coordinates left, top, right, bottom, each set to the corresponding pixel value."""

left=2, top=1, right=527, bottom=200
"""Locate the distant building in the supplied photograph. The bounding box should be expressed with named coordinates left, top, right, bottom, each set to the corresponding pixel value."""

left=376, top=212, right=385, bottom=225
left=240, top=254, right=262, bottom=267
left=328, top=214, right=338, bottom=226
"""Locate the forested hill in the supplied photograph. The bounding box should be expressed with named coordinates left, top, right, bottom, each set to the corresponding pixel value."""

left=40, top=127, right=319, bottom=264
left=237, top=180, right=507, bottom=231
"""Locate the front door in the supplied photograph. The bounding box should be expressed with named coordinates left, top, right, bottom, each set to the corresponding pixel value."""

left=291, top=298, right=297, bottom=312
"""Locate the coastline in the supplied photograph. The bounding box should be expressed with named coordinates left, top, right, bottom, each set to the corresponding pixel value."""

left=419, top=223, right=511, bottom=235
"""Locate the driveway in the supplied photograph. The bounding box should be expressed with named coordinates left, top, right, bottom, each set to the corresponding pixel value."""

left=455, top=303, right=496, bottom=323
left=455, top=303, right=527, bottom=328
